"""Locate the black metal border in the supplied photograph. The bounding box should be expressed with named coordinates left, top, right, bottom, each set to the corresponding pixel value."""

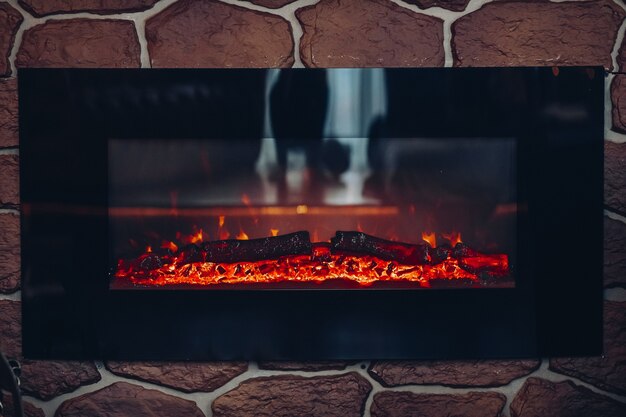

left=19, top=67, right=603, bottom=360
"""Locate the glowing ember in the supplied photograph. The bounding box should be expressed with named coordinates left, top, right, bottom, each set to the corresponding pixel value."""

left=421, top=231, right=437, bottom=248
left=113, top=231, right=511, bottom=289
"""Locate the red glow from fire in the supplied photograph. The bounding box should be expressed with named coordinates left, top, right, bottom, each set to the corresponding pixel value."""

left=113, top=228, right=511, bottom=289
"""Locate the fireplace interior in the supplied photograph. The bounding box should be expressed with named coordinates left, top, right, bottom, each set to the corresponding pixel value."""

left=20, top=67, right=603, bottom=360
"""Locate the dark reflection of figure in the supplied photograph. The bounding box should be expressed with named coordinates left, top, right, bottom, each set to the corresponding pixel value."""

left=270, top=69, right=329, bottom=203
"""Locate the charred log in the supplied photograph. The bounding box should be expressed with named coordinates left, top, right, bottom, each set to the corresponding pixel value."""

left=331, top=231, right=430, bottom=265
left=202, top=231, right=312, bottom=263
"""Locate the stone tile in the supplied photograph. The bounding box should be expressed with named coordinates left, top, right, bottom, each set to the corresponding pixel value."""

left=244, top=0, right=298, bottom=8
left=146, top=0, right=294, bottom=68
left=0, top=212, right=20, bottom=293
left=369, top=359, right=540, bottom=387
left=0, top=77, right=18, bottom=147
left=0, top=300, right=20, bottom=357
left=510, top=377, right=626, bottom=417
left=106, top=361, right=248, bottom=393
left=257, top=361, right=351, bottom=371
left=605, top=141, right=626, bottom=213
left=212, top=372, right=371, bottom=417
left=605, top=217, right=626, bottom=288
left=18, top=0, right=160, bottom=17
left=16, top=19, right=140, bottom=68
left=371, top=391, right=506, bottom=417
left=452, top=0, right=625, bottom=69
left=402, top=0, right=470, bottom=12
left=20, top=360, right=101, bottom=400
left=55, top=382, right=205, bottom=417
left=296, top=0, right=444, bottom=67
left=611, top=76, right=626, bottom=134
left=549, top=301, right=626, bottom=395
left=0, top=3, right=22, bottom=77
left=0, top=154, right=19, bottom=208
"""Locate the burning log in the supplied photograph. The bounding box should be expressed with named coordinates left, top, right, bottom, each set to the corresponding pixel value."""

left=330, top=231, right=431, bottom=265
left=451, top=243, right=509, bottom=277
left=202, top=231, right=312, bottom=263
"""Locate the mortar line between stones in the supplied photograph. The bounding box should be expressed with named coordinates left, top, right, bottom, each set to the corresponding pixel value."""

left=605, top=287, right=626, bottom=302
left=0, top=290, right=21, bottom=301
left=610, top=15, right=626, bottom=72
left=0, top=147, right=19, bottom=155
left=605, top=208, right=626, bottom=225
left=534, top=360, right=626, bottom=403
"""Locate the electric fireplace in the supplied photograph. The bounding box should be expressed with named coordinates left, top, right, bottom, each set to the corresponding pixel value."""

left=20, top=67, right=603, bottom=360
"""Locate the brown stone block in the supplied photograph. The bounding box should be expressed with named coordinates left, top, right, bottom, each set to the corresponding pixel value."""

left=0, top=3, right=22, bottom=77
left=20, top=360, right=101, bottom=400
left=402, top=0, right=470, bottom=12
left=371, top=391, right=506, bottom=417
left=212, top=372, right=371, bottom=417
left=0, top=212, right=20, bottom=293
left=16, top=19, right=141, bottom=68
left=605, top=141, right=626, bottom=212
left=0, top=300, right=21, bottom=358
left=18, top=0, right=160, bottom=17
left=549, top=301, right=626, bottom=395
left=257, top=361, right=351, bottom=371
left=510, top=377, right=626, bottom=417
left=297, top=0, right=444, bottom=68
left=605, top=217, right=626, bottom=288
left=452, top=0, right=625, bottom=69
left=0, top=78, right=18, bottom=147
left=56, top=382, right=205, bottom=417
left=105, top=361, right=248, bottom=393
left=146, top=0, right=294, bottom=68
left=0, top=154, right=19, bottom=207
left=369, top=359, right=540, bottom=387
left=244, top=0, right=298, bottom=8
left=611, top=76, right=626, bottom=134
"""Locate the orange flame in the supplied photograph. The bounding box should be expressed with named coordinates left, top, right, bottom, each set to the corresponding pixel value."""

left=145, top=245, right=152, bottom=253
left=161, top=241, right=179, bottom=253
left=442, top=232, right=462, bottom=247
left=190, top=229, right=203, bottom=244
left=236, top=230, right=249, bottom=240
left=270, top=228, right=279, bottom=237
left=241, top=194, right=251, bottom=206
left=421, top=232, right=437, bottom=248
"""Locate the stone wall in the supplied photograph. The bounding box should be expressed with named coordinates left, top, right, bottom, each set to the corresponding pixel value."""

left=1, top=0, right=626, bottom=416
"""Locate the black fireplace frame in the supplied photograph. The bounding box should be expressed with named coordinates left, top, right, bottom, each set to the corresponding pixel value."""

left=19, top=67, right=603, bottom=360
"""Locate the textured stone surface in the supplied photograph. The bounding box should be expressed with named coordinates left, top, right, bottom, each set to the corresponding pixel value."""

left=612, top=77, right=626, bottom=134
left=369, top=359, right=540, bottom=387
left=402, top=0, right=470, bottom=12
left=371, top=391, right=506, bottom=417
left=55, top=382, right=205, bottom=417
left=258, top=361, right=351, bottom=371
left=0, top=3, right=22, bottom=77
left=605, top=217, right=626, bottom=288
left=605, top=141, right=626, bottom=213
left=0, top=154, right=18, bottom=208
left=245, top=0, right=298, bottom=8
left=212, top=372, right=371, bottom=417
left=20, top=360, right=101, bottom=400
left=510, top=377, right=626, bottom=417
left=452, top=0, right=625, bottom=69
left=18, top=0, right=160, bottom=17
left=549, top=301, right=626, bottom=395
left=0, top=212, right=20, bottom=293
left=0, top=78, right=18, bottom=147
left=16, top=19, right=140, bottom=68
left=297, top=0, right=444, bottom=67
left=1, top=395, right=45, bottom=417
left=0, top=300, right=20, bottom=357
left=146, top=0, right=293, bottom=68
left=106, top=361, right=248, bottom=393
left=618, top=36, right=626, bottom=71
